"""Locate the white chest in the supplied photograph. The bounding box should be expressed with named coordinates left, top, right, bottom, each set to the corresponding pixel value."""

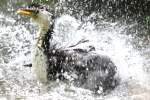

left=32, top=46, right=49, bottom=83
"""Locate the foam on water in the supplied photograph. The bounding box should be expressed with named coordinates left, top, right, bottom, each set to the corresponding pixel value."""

left=0, top=14, right=149, bottom=100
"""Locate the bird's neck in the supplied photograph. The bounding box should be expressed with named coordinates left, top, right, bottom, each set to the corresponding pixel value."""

left=36, top=22, right=53, bottom=53
left=37, top=22, right=50, bottom=39
left=32, top=23, right=51, bottom=84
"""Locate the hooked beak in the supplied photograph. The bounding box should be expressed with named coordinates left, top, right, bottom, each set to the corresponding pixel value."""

left=17, top=8, right=34, bottom=16
left=17, top=8, right=39, bottom=19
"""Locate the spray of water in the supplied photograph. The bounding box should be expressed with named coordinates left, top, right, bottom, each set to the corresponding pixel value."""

left=0, top=14, right=149, bottom=99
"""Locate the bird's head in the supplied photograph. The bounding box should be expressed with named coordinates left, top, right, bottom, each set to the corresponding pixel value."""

left=17, top=4, right=52, bottom=30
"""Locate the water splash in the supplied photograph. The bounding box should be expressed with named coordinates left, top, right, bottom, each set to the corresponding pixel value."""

left=0, top=14, right=149, bottom=100
left=54, top=15, right=148, bottom=83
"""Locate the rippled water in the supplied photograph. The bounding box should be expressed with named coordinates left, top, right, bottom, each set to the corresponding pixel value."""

left=0, top=9, right=150, bottom=100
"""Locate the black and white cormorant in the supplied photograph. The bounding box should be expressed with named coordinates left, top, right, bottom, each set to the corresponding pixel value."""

left=17, top=4, right=119, bottom=93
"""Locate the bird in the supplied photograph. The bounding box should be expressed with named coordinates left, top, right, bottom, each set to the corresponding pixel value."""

left=17, top=3, right=119, bottom=94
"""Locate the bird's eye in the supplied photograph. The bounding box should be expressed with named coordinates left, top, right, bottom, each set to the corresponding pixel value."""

left=35, top=10, right=39, bottom=14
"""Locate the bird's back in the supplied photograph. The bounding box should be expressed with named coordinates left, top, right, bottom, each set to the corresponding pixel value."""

left=46, top=46, right=118, bottom=93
